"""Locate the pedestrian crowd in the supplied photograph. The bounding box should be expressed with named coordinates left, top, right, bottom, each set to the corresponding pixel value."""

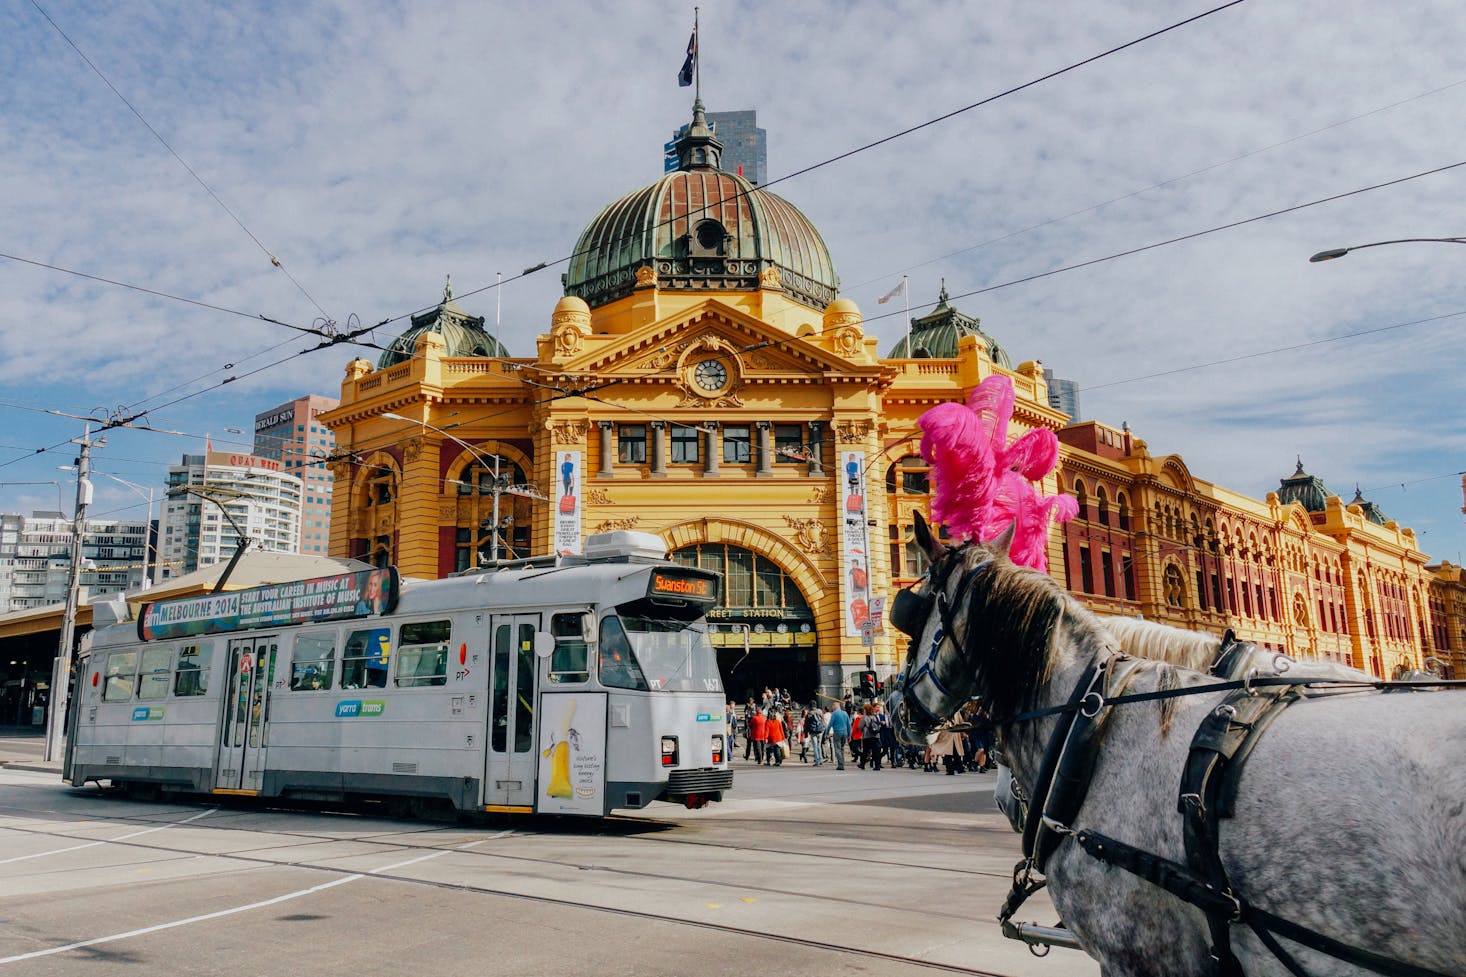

left=725, top=688, right=996, bottom=774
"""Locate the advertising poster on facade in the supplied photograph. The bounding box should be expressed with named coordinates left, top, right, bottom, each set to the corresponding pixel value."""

left=839, top=450, right=870, bottom=637
left=537, top=693, right=606, bottom=816
left=554, top=450, right=583, bottom=556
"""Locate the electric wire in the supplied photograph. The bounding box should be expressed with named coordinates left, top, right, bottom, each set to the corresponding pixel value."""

left=27, top=0, right=335, bottom=324
left=1082, top=308, right=1466, bottom=392
left=374, top=0, right=1250, bottom=330
left=843, top=77, right=1466, bottom=294
left=856, top=159, right=1466, bottom=327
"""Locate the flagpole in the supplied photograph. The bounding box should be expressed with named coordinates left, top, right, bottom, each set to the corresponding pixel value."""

left=495, top=271, right=502, bottom=355
left=694, top=6, right=700, bottom=102
left=902, top=274, right=910, bottom=356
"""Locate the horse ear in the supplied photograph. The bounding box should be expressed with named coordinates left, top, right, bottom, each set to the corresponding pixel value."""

left=912, top=510, right=946, bottom=562
left=990, top=522, right=1017, bottom=557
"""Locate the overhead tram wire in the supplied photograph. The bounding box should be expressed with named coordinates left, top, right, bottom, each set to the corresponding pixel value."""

left=27, top=0, right=336, bottom=326
left=854, top=158, right=1466, bottom=329
left=8, top=3, right=1249, bottom=468
left=7, top=4, right=1249, bottom=439
left=842, top=76, right=1466, bottom=293
left=368, top=0, right=1249, bottom=334
left=1081, top=307, right=1466, bottom=392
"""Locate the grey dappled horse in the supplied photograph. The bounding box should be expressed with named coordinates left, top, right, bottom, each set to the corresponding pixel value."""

left=887, top=512, right=1466, bottom=977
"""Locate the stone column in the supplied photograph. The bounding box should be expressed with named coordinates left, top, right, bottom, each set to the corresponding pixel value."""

left=650, top=421, right=667, bottom=477
left=598, top=421, right=615, bottom=478
left=703, top=423, right=720, bottom=477
left=755, top=421, right=774, bottom=477
left=807, top=421, right=825, bottom=477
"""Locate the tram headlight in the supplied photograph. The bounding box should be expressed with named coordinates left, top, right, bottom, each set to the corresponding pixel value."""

left=711, top=734, right=724, bottom=764
left=660, top=735, right=679, bottom=767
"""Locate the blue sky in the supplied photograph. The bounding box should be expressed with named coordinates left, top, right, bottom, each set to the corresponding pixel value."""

left=3, top=0, right=1464, bottom=564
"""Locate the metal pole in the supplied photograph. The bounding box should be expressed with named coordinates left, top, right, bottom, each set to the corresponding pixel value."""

left=45, top=425, right=94, bottom=763
left=490, top=454, right=502, bottom=564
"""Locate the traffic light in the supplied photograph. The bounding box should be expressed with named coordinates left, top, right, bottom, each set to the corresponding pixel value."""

left=858, top=670, right=877, bottom=697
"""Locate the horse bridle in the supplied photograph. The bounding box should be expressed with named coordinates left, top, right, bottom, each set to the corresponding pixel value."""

left=890, top=545, right=993, bottom=731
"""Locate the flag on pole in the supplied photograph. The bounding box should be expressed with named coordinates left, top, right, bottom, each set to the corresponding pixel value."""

left=678, top=29, right=697, bottom=87
left=877, top=280, right=905, bottom=304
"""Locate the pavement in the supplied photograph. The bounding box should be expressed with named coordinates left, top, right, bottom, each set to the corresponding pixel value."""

left=0, top=725, right=57, bottom=774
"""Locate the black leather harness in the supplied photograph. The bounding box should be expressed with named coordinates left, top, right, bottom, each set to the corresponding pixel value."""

left=993, top=636, right=1462, bottom=977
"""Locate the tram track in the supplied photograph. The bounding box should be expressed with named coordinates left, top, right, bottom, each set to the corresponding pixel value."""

left=0, top=791, right=1080, bottom=976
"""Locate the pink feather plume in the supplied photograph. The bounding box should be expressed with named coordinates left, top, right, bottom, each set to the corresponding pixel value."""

left=917, top=374, right=1077, bottom=572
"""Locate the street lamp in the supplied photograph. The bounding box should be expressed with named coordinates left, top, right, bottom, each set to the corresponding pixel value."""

left=63, top=469, right=157, bottom=591
left=1308, top=237, right=1466, bottom=262
left=380, top=412, right=542, bottom=564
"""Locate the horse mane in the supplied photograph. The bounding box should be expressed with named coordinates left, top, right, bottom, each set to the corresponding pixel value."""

left=954, top=548, right=1214, bottom=734
left=955, top=547, right=1109, bottom=718
left=1098, top=615, right=1221, bottom=672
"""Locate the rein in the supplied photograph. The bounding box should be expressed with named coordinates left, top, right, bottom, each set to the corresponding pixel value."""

left=923, top=553, right=1463, bottom=977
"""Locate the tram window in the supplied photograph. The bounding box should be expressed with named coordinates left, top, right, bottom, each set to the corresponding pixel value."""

left=291, top=632, right=336, bottom=691
left=396, top=620, right=450, bottom=687
left=598, top=616, right=648, bottom=691
left=174, top=642, right=212, bottom=696
left=103, top=652, right=138, bottom=701
left=137, top=647, right=173, bottom=700
left=341, top=627, right=391, bottom=689
left=549, top=612, right=589, bottom=683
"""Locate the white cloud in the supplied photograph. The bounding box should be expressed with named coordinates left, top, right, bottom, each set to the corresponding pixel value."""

left=2, top=0, right=1464, bottom=562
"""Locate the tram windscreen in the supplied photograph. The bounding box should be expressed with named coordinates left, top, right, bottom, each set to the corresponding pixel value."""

left=617, top=614, right=723, bottom=694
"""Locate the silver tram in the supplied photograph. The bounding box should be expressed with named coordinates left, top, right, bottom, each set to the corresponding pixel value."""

left=65, top=531, right=733, bottom=816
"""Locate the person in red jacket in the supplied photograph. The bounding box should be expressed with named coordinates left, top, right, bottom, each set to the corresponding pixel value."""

left=764, top=710, right=787, bottom=765
left=746, top=707, right=767, bottom=764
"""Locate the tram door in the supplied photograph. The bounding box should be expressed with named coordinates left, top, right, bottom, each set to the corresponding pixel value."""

left=485, top=615, right=539, bottom=809
left=215, top=636, right=278, bottom=792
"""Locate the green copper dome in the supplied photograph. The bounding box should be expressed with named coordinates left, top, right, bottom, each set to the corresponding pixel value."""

left=1276, top=458, right=1332, bottom=513
left=378, top=277, right=509, bottom=368
left=561, top=100, right=839, bottom=312
left=886, top=282, right=1012, bottom=365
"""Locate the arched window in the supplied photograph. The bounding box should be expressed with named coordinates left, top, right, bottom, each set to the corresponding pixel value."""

left=1095, top=485, right=1109, bottom=528
left=1116, top=492, right=1131, bottom=531
left=671, top=543, right=811, bottom=616
left=884, top=455, right=930, bottom=496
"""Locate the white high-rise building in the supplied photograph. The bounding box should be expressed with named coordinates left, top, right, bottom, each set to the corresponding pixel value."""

left=157, top=452, right=303, bottom=580
left=0, top=511, right=151, bottom=612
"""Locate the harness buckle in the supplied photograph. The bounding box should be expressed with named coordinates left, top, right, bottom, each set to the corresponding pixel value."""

left=1213, top=703, right=1237, bottom=720
left=1079, top=690, right=1104, bottom=718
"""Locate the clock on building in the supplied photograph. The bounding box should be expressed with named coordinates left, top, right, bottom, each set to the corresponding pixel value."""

left=693, top=357, right=729, bottom=392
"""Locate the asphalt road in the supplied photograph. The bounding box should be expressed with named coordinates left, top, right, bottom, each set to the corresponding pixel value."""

left=0, top=750, right=1095, bottom=977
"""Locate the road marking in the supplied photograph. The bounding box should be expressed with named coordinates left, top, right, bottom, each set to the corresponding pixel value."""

left=0, top=844, right=461, bottom=966
left=0, top=874, right=362, bottom=965
left=0, top=807, right=216, bottom=865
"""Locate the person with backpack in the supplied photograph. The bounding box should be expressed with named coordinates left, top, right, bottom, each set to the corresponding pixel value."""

left=802, top=705, right=826, bottom=766
left=764, top=709, right=787, bottom=765
left=859, top=702, right=884, bottom=771
left=746, top=706, right=767, bottom=764
left=826, top=702, right=851, bottom=770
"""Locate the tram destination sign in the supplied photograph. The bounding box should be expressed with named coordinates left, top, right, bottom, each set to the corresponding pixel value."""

left=647, top=568, right=720, bottom=604
left=138, top=567, right=400, bottom=640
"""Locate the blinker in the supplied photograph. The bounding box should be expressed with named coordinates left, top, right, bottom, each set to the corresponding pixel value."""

left=891, top=586, right=934, bottom=638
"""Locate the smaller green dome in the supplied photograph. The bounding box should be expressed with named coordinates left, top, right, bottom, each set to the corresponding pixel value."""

left=1348, top=484, right=1389, bottom=525
left=1276, top=457, right=1332, bottom=512
left=886, top=282, right=1011, bottom=366
left=378, top=277, right=509, bottom=368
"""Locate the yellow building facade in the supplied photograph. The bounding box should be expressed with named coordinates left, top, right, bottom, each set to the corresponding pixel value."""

left=320, top=102, right=1447, bottom=698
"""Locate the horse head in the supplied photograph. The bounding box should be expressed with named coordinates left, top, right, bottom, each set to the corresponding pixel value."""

left=887, top=510, right=1060, bottom=748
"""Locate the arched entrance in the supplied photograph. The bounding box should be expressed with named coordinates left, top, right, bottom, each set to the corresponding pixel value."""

left=670, top=542, right=818, bottom=702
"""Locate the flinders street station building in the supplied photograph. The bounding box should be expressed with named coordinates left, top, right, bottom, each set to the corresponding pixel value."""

left=320, top=101, right=1464, bottom=701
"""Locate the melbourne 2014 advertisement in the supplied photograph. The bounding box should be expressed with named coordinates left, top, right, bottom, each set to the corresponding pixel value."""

left=137, top=567, right=400, bottom=640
